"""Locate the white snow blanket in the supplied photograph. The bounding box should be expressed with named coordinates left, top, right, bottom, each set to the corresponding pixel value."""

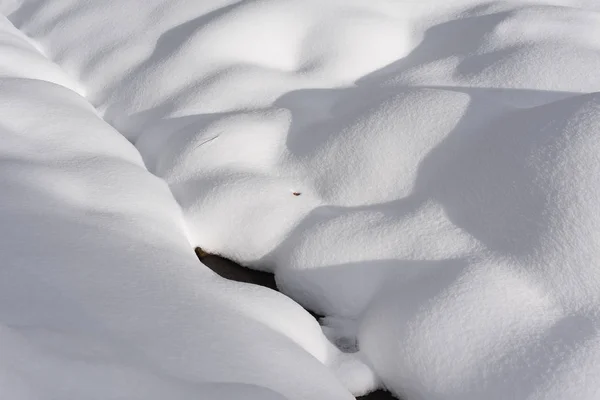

left=2, top=0, right=600, bottom=399
left=0, top=12, right=368, bottom=400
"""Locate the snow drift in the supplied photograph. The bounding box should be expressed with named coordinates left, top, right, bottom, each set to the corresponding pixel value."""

left=0, top=14, right=368, bottom=400
left=2, top=0, right=600, bottom=399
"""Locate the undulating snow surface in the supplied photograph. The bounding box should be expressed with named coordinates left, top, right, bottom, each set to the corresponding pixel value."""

left=2, top=0, right=600, bottom=399
left=0, top=12, right=369, bottom=400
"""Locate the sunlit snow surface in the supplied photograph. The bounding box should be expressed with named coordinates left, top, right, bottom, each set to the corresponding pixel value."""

left=2, top=0, right=600, bottom=399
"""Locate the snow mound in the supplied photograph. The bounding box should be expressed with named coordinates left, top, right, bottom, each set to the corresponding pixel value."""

left=4, top=0, right=600, bottom=399
left=0, top=16, right=367, bottom=400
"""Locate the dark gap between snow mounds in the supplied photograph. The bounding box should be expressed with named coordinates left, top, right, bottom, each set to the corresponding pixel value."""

left=194, top=247, right=398, bottom=400
left=195, top=247, right=278, bottom=290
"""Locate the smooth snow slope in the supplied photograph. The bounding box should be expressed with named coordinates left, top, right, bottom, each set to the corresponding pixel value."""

left=3, top=0, right=600, bottom=399
left=0, top=14, right=369, bottom=400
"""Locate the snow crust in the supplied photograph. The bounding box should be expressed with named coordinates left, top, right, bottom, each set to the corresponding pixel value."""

left=3, top=0, right=600, bottom=399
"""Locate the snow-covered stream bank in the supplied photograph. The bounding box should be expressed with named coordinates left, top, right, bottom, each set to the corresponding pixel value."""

left=3, top=0, right=600, bottom=399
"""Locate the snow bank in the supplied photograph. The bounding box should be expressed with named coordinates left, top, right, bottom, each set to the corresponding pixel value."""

left=4, top=0, right=600, bottom=399
left=0, top=15, right=365, bottom=400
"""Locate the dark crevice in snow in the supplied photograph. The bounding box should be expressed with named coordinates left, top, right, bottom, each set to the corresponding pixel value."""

left=195, top=247, right=278, bottom=291
left=195, top=247, right=324, bottom=319
left=356, top=390, right=398, bottom=400
left=194, top=248, right=399, bottom=400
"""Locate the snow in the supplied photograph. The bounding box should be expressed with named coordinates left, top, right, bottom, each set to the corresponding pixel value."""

left=0, top=14, right=365, bottom=400
left=2, top=0, right=600, bottom=399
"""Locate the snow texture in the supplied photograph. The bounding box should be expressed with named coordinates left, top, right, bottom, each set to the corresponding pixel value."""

left=0, top=13, right=366, bottom=400
left=2, top=0, right=600, bottom=399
